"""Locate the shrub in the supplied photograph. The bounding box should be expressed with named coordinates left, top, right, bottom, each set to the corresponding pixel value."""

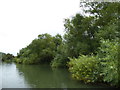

left=51, top=43, right=69, bottom=68
left=98, top=39, right=119, bottom=86
left=51, top=54, right=68, bottom=68
left=68, top=55, right=100, bottom=83
left=14, top=58, right=23, bottom=64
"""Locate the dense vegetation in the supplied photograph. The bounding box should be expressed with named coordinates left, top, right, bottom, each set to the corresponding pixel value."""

left=14, top=34, right=62, bottom=64
left=2, top=2, right=120, bottom=87
left=67, top=2, right=120, bottom=87
left=0, top=52, right=14, bottom=62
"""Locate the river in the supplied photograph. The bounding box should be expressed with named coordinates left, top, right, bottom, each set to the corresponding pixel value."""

left=0, top=62, right=110, bottom=89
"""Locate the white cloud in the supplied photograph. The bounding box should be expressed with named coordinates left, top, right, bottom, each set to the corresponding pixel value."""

left=0, top=0, right=80, bottom=56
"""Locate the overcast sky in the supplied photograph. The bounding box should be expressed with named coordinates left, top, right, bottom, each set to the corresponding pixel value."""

left=0, top=0, right=81, bottom=56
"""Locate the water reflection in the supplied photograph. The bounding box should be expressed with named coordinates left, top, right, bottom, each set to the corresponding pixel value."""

left=16, top=64, right=71, bottom=88
left=1, top=63, right=110, bottom=88
left=2, top=63, right=30, bottom=88
left=16, top=64, right=105, bottom=88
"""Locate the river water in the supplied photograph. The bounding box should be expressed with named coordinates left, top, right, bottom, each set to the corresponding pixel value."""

left=0, top=62, right=110, bottom=88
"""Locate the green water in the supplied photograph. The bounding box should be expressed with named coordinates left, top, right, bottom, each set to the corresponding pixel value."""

left=1, top=62, right=110, bottom=88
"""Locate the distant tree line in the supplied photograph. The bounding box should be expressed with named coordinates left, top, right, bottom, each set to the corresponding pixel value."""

left=0, top=52, right=14, bottom=62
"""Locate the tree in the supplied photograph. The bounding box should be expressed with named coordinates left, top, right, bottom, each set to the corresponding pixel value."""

left=64, top=14, right=99, bottom=57
left=0, top=52, right=14, bottom=62
left=15, top=33, right=63, bottom=64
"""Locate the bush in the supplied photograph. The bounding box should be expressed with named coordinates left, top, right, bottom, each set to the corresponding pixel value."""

left=51, top=43, right=69, bottom=68
left=51, top=54, right=68, bottom=68
left=14, top=58, right=22, bottom=64
left=68, top=55, right=100, bottom=83
left=98, top=39, right=119, bottom=86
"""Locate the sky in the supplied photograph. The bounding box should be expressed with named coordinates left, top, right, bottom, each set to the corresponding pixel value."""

left=0, top=0, right=81, bottom=56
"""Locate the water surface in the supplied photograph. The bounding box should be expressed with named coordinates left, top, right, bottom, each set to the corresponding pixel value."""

left=1, top=62, right=110, bottom=88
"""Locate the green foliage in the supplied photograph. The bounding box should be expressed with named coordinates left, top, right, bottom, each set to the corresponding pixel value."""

left=0, top=52, right=14, bottom=62
left=14, top=58, right=23, bottom=64
left=53, top=34, right=62, bottom=47
left=51, top=54, right=66, bottom=68
left=13, top=2, right=120, bottom=87
left=68, top=55, right=100, bottom=83
left=95, top=18, right=120, bottom=41
left=81, top=2, right=120, bottom=26
left=66, top=2, right=120, bottom=87
left=51, top=43, right=68, bottom=68
left=64, top=14, right=99, bottom=57
left=67, top=39, right=119, bottom=86
left=15, top=33, right=62, bottom=64
left=98, top=39, right=119, bottom=86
